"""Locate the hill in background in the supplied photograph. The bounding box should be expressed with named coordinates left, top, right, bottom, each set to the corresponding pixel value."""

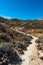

left=0, top=17, right=43, bottom=38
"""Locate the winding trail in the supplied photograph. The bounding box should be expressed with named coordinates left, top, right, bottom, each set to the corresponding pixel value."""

left=20, top=36, right=38, bottom=65
left=11, top=29, right=38, bottom=65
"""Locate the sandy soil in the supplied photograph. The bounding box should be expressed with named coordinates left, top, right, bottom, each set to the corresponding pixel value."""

left=20, top=36, right=38, bottom=65
left=11, top=30, right=43, bottom=65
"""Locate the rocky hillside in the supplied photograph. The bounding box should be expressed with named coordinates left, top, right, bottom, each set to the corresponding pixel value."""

left=0, top=17, right=43, bottom=48
left=0, top=17, right=43, bottom=65
left=0, top=17, right=43, bottom=52
left=0, top=17, right=43, bottom=38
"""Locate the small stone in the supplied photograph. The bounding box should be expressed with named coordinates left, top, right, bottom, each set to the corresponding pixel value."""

left=38, top=51, right=43, bottom=60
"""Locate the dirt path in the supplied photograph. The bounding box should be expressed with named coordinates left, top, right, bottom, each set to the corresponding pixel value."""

left=12, top=30, right=38, bottom=65
left=20, top=36, right=38, bottom=65
left=11, top=29, right=43, bottom=65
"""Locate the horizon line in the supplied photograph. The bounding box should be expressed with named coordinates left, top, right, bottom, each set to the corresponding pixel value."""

left=0, top=15, right=43, bottom=21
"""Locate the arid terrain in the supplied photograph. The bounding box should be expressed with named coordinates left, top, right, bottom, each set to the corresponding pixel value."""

left=0, top=17, right=43, bottom=65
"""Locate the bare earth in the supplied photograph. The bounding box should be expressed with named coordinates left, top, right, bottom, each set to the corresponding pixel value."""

left=15, top=30, right=43, bottom=65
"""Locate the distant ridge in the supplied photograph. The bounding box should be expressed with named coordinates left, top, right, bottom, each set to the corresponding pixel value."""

left=37, top=18, right=43, bottom=20
left=0, top=16, right=43, bottom=21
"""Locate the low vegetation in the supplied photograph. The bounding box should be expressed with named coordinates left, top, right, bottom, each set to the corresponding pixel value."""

left=36, top=38, right=43, bottom=60
left=0, top=17, right=43, bottom=64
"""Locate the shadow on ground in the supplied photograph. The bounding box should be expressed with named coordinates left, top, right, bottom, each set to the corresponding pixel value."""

left=0, top=47, right=22, bottom=65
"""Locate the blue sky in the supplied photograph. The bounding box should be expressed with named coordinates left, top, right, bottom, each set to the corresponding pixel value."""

left=0, top=0, right=43, bottom=20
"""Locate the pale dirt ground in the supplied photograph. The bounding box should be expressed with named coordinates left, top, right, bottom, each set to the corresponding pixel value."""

left=10, top=29, right=43, bottom=65
left=20, top=33, right=43, bottom=65
left=20, top=36, right=37, bottom=65
left=29, top=44, right=43, bottom=65
left=21, top=40, right=43, bottom=65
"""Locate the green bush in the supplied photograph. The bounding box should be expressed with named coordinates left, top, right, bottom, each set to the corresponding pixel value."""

left=35, top=39, right=41, bottom=43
